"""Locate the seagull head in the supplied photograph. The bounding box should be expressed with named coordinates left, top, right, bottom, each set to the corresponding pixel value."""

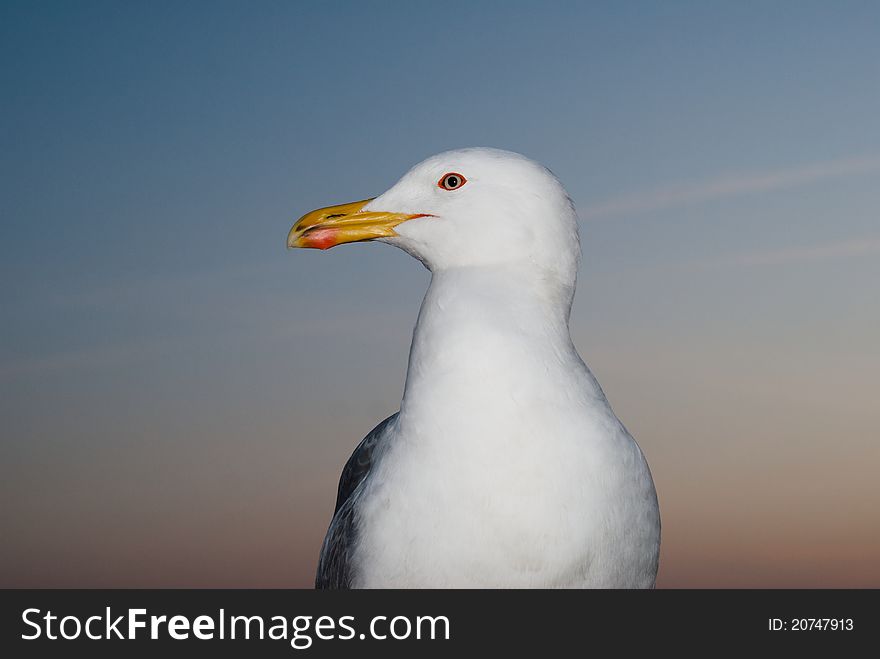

left=288, top=147, right=580, bottom=283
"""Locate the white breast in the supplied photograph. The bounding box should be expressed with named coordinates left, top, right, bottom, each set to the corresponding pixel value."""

left=349, top=267, right=660, bottom=588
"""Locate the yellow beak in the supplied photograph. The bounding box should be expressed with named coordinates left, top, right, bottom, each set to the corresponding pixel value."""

left=287, top=198, right=429, bottom=250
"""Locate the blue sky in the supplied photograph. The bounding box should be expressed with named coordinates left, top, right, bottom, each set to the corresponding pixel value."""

left=2, top=1, right=879, bottom=586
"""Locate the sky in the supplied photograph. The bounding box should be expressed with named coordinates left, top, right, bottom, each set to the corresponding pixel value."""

left=1, top=1, right=878, bottom=587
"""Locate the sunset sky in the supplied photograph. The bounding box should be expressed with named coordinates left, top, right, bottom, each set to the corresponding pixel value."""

left=2, top=1, right=878, bottom=587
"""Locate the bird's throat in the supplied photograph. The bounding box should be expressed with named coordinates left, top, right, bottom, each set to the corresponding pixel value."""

left=398, top=266, right=578, bottom=433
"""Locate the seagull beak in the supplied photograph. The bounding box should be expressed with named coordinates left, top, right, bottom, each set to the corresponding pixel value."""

left=287, top=198, right=429, bottom=250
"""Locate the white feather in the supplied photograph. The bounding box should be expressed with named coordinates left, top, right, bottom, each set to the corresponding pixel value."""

left=343, top=148, right=659, bottom=587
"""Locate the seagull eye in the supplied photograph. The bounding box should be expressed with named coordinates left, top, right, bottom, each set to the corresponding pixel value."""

left=438, top=172, right=467, bottom=191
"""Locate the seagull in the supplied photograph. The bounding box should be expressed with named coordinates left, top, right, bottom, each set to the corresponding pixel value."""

left=288, top=148, right=660, bottom=588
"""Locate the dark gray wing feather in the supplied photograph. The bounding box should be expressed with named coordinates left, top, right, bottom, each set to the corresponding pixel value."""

left=314, top=413, right=397, bottom=589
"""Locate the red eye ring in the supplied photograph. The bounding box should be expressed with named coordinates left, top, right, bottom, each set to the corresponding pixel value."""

left=438, top=172, right=467, bottom=191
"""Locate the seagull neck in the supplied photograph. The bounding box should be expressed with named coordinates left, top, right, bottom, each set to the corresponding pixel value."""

left=422, top=263, right=574, bottom=330
left=400, top=265, right=577, bottom=411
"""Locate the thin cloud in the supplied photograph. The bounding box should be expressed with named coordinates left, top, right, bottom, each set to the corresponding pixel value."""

left=582, top=154, right=880, bottom=220
left=0, top=338, right=178, bottom=381
left=721, top=236, right=880, bottom=267
left=667, top=236, right=880, bottom=273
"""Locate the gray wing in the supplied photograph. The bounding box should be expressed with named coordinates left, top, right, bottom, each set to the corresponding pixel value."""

left=314, top=413, right=397, bottom=589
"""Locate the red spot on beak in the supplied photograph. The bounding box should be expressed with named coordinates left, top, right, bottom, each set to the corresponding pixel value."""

left=302, top=228, right=338, bottom=250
